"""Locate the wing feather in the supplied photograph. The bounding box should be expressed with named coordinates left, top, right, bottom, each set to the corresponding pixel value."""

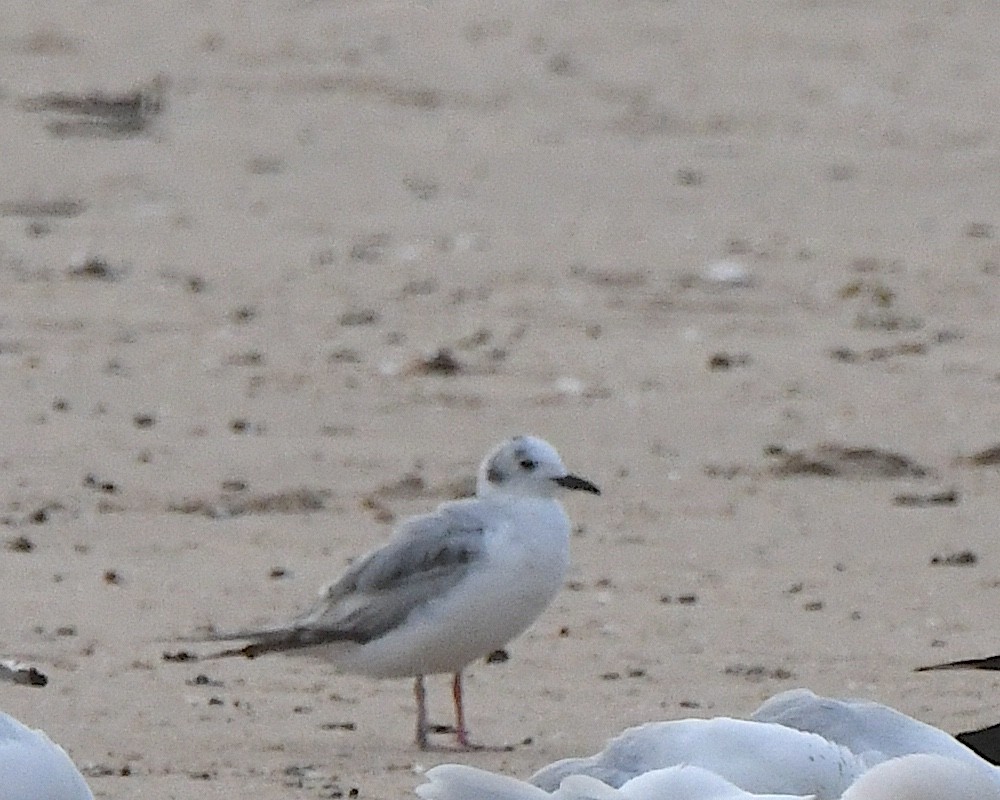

left=203, top=500, right=488, bottom=658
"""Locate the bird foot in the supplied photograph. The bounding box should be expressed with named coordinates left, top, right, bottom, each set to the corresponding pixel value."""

left=417, top=725, right=515, bottom=752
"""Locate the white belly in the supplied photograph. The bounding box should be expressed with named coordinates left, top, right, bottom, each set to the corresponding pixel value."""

left=333, top=499, right=570, bottom=678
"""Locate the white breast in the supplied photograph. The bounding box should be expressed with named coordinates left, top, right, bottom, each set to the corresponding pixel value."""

left=339, top=497, right=571, bottom=679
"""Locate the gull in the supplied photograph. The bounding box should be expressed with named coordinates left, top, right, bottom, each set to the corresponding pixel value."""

left=529, top=689, right=1000, bottom=795
left=528, top=716, right=866, bottom=798
left=418, top=754, right=1000, bottom=800
left=840, top=753, right=1000, bottom=800
left=0, top=713, right=94, bottom=800
left=418, top=762, right=814, bottom=800
left=1, top=660, right=94, bottom=800
left=417, top=690, right=1000, bottom=800
left=190, top=435, right=599, bottom=750
left=749, top=688, right=990, bottom=767
left=916, top=653, right=1000, bottom=765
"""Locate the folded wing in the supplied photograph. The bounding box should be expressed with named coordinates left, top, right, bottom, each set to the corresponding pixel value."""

left=204, top=501, right=488, bottom=657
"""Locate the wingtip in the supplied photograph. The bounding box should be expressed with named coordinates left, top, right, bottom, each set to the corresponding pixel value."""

left=915, top=655, right=1000, bottom=672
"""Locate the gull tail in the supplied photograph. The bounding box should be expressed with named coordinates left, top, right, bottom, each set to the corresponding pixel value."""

left=165, top=624, right=357, bottom=661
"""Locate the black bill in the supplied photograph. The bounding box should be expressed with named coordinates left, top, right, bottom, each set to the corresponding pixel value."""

left=553, top=474, right=601, bottom=494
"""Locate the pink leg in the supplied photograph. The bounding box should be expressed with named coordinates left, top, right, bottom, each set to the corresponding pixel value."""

left=413, top=673, right=513, bottom=751
left=451, top=672, right=472, bottom=748
left=451, top=672, right=511, bottom=751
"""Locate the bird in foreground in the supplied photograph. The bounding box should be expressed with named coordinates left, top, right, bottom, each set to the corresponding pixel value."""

left=0, top=712, right=94, bottom=800
left=417, top=689, right=1000, bottom=800
left=418, top=754, right=1000, bottom=800
left=190, top=435, right=599, bottom=750
left=1, top=660, right=94, bottom=800
left=418, top=762, right=811, bottom=800
left=528, top=688, right=998, bottom=793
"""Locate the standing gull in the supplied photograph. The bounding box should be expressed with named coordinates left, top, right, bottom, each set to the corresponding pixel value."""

left=191, top=435, right=599, bottom=750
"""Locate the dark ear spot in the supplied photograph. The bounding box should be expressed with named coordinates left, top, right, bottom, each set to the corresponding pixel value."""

left=487, top=465, right=504, bottom=484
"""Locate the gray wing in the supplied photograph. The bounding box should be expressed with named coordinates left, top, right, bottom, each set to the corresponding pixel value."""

left=204, top=500, right=488, bottom=659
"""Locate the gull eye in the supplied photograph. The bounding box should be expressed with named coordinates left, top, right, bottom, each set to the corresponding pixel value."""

left=519, top=459, right=537, bottom=471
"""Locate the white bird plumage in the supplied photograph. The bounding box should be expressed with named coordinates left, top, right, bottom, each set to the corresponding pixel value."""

left=418, top=763, right=812, bottom=800
left=192, top=435, right=599, bottom=749
left=1, top=661, right=93, bottom=800
left=416, top=690, right=1000, bottom=800
left=0, top=713, right=94, bottom=800
left=529, top=716, right=863, bottom=798
left=750, top=689, right=990, bottom=769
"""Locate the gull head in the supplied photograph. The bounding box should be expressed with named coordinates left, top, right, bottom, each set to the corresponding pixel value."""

left=477, top=436, right=601, bottom=498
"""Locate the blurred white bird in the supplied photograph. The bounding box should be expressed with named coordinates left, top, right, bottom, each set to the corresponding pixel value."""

left=750, top=688, right=987, bottom=766
left=1, top=660, right=93, bottom=800
left=419, top=762, right=814, bottom=800
left=416, top=690, right=1000, bottom=800
left=840, top=754, right=1000, bottom=800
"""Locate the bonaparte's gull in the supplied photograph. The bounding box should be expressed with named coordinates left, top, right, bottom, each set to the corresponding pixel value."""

left=188, top=435, right=599, bottom=750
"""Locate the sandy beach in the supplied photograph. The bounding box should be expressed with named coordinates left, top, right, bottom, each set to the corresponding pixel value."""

left=2, top=1, right=1000, bottom=797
